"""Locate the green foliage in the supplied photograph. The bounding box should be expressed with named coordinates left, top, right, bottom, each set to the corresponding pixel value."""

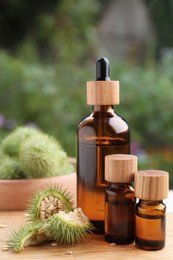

left=0, top=0, right=61, bottom=50
left=18, top=0, right=100, bottom=63
left=145, top=0, right=173, bottom=55
left=0, top=50, right=92, bottom=155
left=111, top=53, right=173, bottom=149
left=0, top=0, right=100, bottom=155
left=110, top=54, right=173, bottom=187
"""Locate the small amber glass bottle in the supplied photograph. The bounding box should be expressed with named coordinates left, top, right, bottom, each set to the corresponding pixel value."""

left=135, top=170, right=169, bottom=250
left=105, top=154, right=137, bottom=244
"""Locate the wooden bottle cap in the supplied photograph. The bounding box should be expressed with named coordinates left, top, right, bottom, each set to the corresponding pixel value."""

left=87, top=81, right=119, bottom=105
left=135, top=170, right=169, bottom=200
left=105, top=154, right=137, bottom=183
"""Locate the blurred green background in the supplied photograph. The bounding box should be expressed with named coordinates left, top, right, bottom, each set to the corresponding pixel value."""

left=0, top=0, right=173, bottom=186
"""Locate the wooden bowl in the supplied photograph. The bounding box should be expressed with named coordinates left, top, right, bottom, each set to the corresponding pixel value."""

left=0, top=158, right=76, bottom=211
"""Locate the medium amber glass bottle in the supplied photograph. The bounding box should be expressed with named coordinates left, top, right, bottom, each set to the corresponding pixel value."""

left=77, top=57, right=130, bottom=233
left=105, top=154, right=137, bottom=244
left=135, top=170, right=169, bottom=250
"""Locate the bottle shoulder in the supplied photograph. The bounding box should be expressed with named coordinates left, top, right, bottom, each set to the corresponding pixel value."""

left=78, top=112, right=129, bottom=132
left=77, top=109, right=130, bottom=145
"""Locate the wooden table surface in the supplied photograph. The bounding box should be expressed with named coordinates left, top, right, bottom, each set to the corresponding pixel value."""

left=0, top=211, right=173, bottom=260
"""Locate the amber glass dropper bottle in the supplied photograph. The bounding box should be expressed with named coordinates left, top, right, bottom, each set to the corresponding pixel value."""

left=77, top=57, right=130, bottom=233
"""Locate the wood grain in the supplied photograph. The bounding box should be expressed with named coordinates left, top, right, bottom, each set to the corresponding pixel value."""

left=105, top=154, right=137, bottom=183
left=135, top=170, right=169, bottom=200
left=87, top=81, right=119, bottom=105
left=0, top=211, right=173, bottom=260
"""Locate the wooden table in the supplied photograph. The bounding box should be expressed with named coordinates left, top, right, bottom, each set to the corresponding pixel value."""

left=0, top=211, right=173, bottom=260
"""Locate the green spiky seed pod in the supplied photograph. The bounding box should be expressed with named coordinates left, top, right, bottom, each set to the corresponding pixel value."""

left=45, top=208, right=93, bottom=245
left=57, top=160, right=75, bottom=175
left=8, top=222, right=45, bottom=253
left=1, top=126, right=42, bottom=157
left=0, top=155, right=25, bottom=179
left=28, top=187, right=74, bottom=222
left=19, top=134, right=72, bottom=178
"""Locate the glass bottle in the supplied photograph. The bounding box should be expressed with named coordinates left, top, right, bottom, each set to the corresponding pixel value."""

left=77, top=57, right=130, bottom=233
left=104, top=154, right=137, bottom=244
left=135, top=170, right=169, bottom=250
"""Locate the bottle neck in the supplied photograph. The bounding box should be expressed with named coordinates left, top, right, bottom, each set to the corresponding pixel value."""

left=138, top=199, right=163, bottom=207
left=92, top=105, right=114, bottom=113
left=108, top=182, right=133, bottom=190
left=137, top=199, right=166, bottom=214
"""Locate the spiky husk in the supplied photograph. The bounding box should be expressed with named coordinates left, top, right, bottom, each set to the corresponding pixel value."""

left=19, top=134, right=73, bottom=178
left=8, top=222, right=45, bottom=253
left=1, top=126, right=41, bottom=157
left=0, top=155, right=25, bottom=179
left=27, top=187, right=74, bottom=222
left=45, top=208, right=93, bottom=245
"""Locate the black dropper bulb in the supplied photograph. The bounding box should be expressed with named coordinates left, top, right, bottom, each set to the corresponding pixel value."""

left=96, top=57, right=110, bottom=81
